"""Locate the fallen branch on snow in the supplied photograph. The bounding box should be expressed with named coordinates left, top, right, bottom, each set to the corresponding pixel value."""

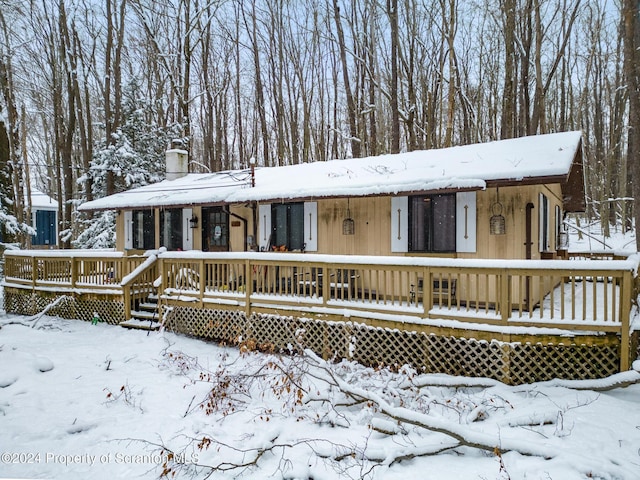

left=0, top=295, right=73, bottom=329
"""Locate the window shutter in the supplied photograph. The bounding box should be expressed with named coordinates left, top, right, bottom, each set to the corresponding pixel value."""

left=456, top=191, right=476, bottom=253
left=183, top=208, right=193, bottom=250
left=258, top=203, right=272, bottom=251
left=303, top=202, right=318, bottom=252
left=539, top=193, right=549, bottom=252
left=124, top=210, right=133, bottom=250
left=391, top=196, right=408, bottom=252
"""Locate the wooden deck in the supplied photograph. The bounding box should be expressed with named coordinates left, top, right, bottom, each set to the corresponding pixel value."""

left=2, top=249, right=639, bottom=381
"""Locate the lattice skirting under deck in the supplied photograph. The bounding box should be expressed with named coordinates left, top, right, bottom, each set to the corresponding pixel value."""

left=4, top=289, right=124, bottom=325
left=163, top=306, right=635, bottom=385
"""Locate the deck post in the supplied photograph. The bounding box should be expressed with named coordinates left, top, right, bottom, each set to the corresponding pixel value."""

left=70, top=257, right=77, bottom=289
left=123, top=283, right=131, bottom=321
left=619, top=269, right=632, bottom=372
left=199, top=258, right=205, bottom=308
left=322, top=266, right=329, bottom=307
left=423, top=267, right=432, bottom=317
left=157, top=256, right=165, bottom=325
left=245, top=258, right=252, bottom=317
left=500, top=268, right=510, bottom=324
left=31, top=256, right=37, bottom=289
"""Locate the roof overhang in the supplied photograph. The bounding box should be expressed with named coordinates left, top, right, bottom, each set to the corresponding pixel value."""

left=484, top=137, right=585, bottom=213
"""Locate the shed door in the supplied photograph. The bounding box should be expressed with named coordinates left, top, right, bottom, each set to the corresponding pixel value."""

left=33, top=210, right=56, bottom=246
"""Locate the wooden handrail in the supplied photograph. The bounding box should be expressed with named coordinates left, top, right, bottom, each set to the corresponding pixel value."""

left=120, top=253, right=160, bottom=320
left=156, top=252, right=638, bottom=330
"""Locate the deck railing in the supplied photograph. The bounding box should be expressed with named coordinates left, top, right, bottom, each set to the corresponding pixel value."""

left=3, top=250, right=159, bottom=320
left=121, top=252, right=160, bottom=320
left=4, top=250, right=131, bottom=289
left=4, top=250, right=638, bottom=367
left=156, top=253, right=637, bottom=326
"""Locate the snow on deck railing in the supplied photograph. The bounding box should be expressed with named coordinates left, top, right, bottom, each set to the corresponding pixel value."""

left=156, top=250, right=640, bottom=273
left=3, top=249, right=637, bottom=337
left=3, top=249, right=123, bottom=258
left=154, top=251, right=637, bottom=322
left=2, top=249, right=143, bottom=288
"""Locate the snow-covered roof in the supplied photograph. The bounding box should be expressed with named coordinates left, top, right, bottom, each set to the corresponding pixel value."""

left=29, top=190, right=58, bottom=210
left=79, top=131, right=583, bottom=212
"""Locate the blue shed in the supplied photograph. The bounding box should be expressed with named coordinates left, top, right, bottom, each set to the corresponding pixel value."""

left=30, top=190, right=58, bottom=248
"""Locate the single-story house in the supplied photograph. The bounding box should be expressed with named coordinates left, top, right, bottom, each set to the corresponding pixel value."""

left=79, top=130, right=585, bottom=262
left=78, top=131, right=586, bottom=311
left=9, top=131, right=637, bottom=384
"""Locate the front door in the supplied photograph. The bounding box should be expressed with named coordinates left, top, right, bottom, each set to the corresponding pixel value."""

left=202, top=207, right=229, bottom=252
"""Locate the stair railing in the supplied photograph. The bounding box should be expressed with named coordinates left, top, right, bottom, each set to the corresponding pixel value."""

left=121, top=251, right=161, bottom=320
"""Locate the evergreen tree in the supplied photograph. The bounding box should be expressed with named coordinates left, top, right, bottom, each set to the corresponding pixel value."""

left=74, top=78, right=181, bottom=248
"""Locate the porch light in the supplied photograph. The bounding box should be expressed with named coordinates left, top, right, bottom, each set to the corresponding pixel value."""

left=189, top=215, right=198, bottom=229
left=342, top=199, right=355, bottom=235
left=490, top=192, right=506, bottom=235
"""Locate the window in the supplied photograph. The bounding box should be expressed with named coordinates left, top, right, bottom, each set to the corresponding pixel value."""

left=160, top=208, right=183, bottom=250
left=132, top=209, right=155, bottom=250
left=272, top=203, right=304, bottom=251
left=409, top=194, right=456, bottom=252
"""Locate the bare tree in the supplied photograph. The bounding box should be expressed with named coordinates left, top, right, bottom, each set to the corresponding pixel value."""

left=388, top=0, right=400, bottom=153
left=332, top=0, right=361, bottom=158
left=623, top=0, right=640, bottom=249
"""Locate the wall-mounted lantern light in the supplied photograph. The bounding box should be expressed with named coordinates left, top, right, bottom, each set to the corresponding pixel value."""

left=189, top=215, right=199, bottom=229
left=490, top=188, right=506, bottom=235
left=342, top=199, right=355, bottom=235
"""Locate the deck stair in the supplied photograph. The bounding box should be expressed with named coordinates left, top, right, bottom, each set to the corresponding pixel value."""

left=120, top=294, right=161, bottom=331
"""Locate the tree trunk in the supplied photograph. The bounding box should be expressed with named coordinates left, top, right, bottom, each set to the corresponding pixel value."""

left=388, top=0, right=400, bottom=153
left=623, top=0, right=640, bottom=250
left=332, top=0, right=361, bottom=158
left=501, top=0, right=517, bottom=139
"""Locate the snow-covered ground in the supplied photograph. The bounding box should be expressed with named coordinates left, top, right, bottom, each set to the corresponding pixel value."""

left=1, top=312, right=640, bottom=480
left=567, top=217, right=637, bottom=254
